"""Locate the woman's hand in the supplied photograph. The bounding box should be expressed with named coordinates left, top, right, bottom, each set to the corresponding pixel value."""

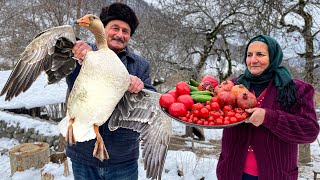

left=128, top=75, right=144, bottom=93
left=244, top=108, right=266, bottom=127
left=72, top=40, right=93, bottom=65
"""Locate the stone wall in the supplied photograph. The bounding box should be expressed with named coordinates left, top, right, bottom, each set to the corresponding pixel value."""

left=0, top=119, right=64, bottom=153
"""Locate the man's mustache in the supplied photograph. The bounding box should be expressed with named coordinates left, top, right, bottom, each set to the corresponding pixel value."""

left=112, top=37, right=125, bottom=43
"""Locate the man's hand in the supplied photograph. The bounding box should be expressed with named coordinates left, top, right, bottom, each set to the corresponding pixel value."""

left=128, top=75, right=144, bottom=93
left=244, top=108, right=266, bottom=127
left=72, top=40, right=93, bottom=65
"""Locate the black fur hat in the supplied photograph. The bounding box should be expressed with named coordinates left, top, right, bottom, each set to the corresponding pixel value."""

left=100, top=3, right=139, bottom=36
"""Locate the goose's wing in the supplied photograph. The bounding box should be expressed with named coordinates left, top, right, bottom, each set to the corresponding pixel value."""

left=108, top=89, right=172, bottom=180
left=0, top=25, right=77, bottom=101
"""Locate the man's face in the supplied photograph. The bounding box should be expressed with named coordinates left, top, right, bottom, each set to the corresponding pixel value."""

left=104, top=20, right=131, bottom=53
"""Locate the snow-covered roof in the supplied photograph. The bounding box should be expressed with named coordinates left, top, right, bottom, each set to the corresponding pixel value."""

left=0, top=70, right=68, bottom=109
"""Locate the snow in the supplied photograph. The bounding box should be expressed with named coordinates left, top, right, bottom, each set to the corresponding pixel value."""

left=0, top=111, right=59, bottom=137
left=0, top=113, right=319, bottom=179
left=0, top=70, right=319, bottom=179
left=0, top=71, right=67, bottom=110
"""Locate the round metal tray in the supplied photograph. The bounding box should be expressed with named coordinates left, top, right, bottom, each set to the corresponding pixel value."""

left=161, top=107, right=246, bottom=129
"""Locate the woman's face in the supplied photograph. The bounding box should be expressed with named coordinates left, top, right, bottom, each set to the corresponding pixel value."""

left=246, top=41, right=270, bottom=76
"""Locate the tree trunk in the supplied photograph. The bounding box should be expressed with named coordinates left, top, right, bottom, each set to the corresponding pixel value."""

left=280, top=0, right=315, bottom=164
left=299, top=144, right=311, bottom=163
left=74, top=0, right=82, bottom=37
left=9, top=142, right=50, bottom=175
left=299, top=0, right=313, bottom=164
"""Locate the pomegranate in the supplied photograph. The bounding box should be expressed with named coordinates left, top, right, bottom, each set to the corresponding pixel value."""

left=159, top=94, right=176, bottom=109
left=177, top=94, right=194, bottom=110
left=231, top=84, right=249, bottom=97
left=237, top=92, right=257, bottom=109
left=198, top=81, right=214, bottom=92
left=201, top=75, right=219, bottom=88
left=168, top=102, right=187, bottom=118
left=220, top=80, right=234, bottom=91
left=176, top=81, right=190, bottom=96
left=167, top=89, right=178, bottom=100
left=217, top=91, right=236, bottom=108
left=214, top=85, right=225, bottom=96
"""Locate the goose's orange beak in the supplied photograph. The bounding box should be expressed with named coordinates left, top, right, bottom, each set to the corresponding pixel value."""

left=75, top=15, right=90, bottom=27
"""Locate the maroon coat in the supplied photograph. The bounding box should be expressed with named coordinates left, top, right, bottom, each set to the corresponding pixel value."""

left=216, top=79, right=319, bottom=180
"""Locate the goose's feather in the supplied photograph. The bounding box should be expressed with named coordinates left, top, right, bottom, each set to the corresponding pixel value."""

left=58, top=48, right=130, bottom=142
left=109, top=89, right=172, bottom=180
left=0, top=25, right=76, bottom=101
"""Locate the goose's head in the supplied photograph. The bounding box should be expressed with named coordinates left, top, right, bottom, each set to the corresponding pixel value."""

left=76, top=14, right=105, bottom=34
left=75, top=14, right=107, bottom=49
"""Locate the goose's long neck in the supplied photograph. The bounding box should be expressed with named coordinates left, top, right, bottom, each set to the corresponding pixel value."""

left=95, top=32, right=108, bottom=50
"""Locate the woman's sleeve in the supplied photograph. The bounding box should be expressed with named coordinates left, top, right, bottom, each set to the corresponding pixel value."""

left=263, top=82, right=319, bottom=144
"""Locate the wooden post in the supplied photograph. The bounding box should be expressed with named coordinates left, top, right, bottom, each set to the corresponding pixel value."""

left=9, top=142, right=50, bottom=175
left=41, top=170, right=54, bottom=180
left=63, top=159, right=70, bottom=177
left=314, top=170, right=320, bottom=180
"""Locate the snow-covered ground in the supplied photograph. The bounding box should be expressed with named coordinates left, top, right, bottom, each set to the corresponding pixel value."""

left=0, top=112, right=319, bottom=180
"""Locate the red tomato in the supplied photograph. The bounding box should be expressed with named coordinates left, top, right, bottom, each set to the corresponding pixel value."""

left=207, top=116, right=214, bottom=122
left=210, top=96, right=219, bottom=103
left=210, top=102, right=220, bottom=111
left=211, top=111, right=221, bottom=119
left=176, top=81, right=190, bottom=96
left=203, top=120, right=209, bottom=125
left=186, top=111, right=191, bottom=118
left=222, top=105, right=232, bottom=112
left=241, top=112, right=250, bottom=119
left=235, top=113, right=243, bottom=121
left=205, top=104, right=211, bottom=111
left=159, top=94, right=175, bottom=109
left=215, top=118, right=223, bottom=125
left=229, top=117, right=237, bottom=124
left=177, top=94, right=194, bottom=110
left=193, top=109, right=200, bottom=117
left=225, top=111, right=235, bottom=118
left=167, top=90, right=178, bottom=100
left=192, top=103, right=204, bottom=111
left=199, top=108, right=209, bottom=119
left=196, top=120, right=203, bottom=125
left=234, top=107, right=245, bottom=114
left=168, top=102, right=187, bottom=118
left=180, top=117, right=188, bottom=121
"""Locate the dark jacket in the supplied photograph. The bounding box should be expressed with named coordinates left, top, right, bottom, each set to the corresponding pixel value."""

left=216, top=79, right=319, bottom=180
left=65, top=44, right=156, bottom=166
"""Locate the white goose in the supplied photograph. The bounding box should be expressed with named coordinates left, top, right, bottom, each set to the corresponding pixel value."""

left=0, top=14, right=171, bottom=179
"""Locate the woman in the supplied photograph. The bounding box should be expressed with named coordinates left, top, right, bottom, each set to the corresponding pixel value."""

left=216, top=35, right=319, bottom=180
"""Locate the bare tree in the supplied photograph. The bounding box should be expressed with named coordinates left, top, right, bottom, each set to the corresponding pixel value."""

left=152, top=0, right=264, bottom=82
left=277, top=0, right=320, bottom=164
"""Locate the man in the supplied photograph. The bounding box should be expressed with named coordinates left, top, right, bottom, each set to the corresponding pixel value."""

left=66, top=3, right=155, bottom=180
